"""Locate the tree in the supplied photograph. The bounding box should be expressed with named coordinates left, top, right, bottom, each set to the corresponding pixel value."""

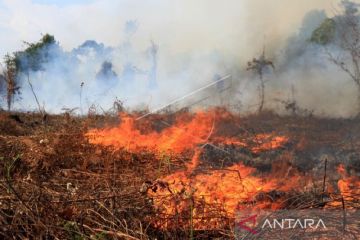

left=11, top=34, right=58, bottom=114
left=311, top=1, right=360, bottom=114
left=246, top=48, right=275, bottom=112
left=310, top=18, right=336, bottom=45
left=15, top=33, right=57, bottom=73
left=3, top=54, right=20, bottom=110
left=96, top=61, right=118, bottom=83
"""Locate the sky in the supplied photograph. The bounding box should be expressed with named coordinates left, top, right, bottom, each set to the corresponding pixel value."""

left=32, top=0, right=94, bottom=6
left=0, top=0, right=336, bottom=61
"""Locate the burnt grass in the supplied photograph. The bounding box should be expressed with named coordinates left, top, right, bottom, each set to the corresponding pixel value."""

left=0, top=110, right=359, bottom=239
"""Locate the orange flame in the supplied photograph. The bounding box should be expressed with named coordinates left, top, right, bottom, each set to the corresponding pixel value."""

left=336, top=164, right=360, bottom=202
left=86, top=111, right=215, bottom=154
left=85, top=109, right=310, bottom=229
left=251, top=134, right=288, bottom=153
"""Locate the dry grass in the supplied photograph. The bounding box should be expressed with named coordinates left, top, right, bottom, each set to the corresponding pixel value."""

left=0, top=110, right=359, bottom=239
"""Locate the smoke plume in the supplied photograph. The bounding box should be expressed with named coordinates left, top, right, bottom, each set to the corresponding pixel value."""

left=1, top=0, right=359, bottom=117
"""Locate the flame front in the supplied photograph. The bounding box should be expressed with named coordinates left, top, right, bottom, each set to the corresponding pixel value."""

left=336, top=164, right=360, bottom=203
left=86, top=111, right=215, bottom=154
left=86, top=109, right=358, bottom=230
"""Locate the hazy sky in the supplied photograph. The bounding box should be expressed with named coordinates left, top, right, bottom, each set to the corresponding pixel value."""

left=0, top=0, right=338, bottom=61
left=1, top=0, right=360, bottom=117
left=32, top=0, right=94, bottom=6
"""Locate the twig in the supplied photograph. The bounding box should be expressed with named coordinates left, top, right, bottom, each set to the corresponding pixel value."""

left=322, top=157, right=328, bottom=203
left=27, top=72, right=44, bottom=115
left=341, top=196, right=346, bottom=232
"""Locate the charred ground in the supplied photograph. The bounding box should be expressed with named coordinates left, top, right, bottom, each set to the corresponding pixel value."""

left=0, top=109, right=359, bottom=239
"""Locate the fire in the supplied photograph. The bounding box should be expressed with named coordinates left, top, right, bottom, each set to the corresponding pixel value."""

left=336, top=164, right=360, bottom=203
left=251, top=134, right=288, bottom=153
left=146, top=150, right=307, bottom=229
left=86, top=110, right=288, bottom=156
left=85, top=109, right=310, bottom=229
left=86, top=111, right=215, bottom=154
left=148, top=162, right=280, bottom=229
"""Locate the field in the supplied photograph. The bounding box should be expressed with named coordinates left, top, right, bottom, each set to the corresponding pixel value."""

left=0, top=109, right=359, bottom=239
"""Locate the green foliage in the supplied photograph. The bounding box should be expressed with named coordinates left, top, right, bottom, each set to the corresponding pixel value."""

left=14, top=33, right=58, bottom=73
left=92, top=232, right=110, bottom=240
left=4, top=53, right=16, bottom=71
left=3, top=155, right=21, bottom=194
left=4, top=155, right=20, bottom=180
left=23, top=34, right=56, bottom=56
left=63, top=221, right=84, bottom=240
left=310, top=18, right=336, bottom=45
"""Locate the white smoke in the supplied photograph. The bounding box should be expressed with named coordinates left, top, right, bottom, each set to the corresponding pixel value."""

left=1, top=0, right=360, bottom=117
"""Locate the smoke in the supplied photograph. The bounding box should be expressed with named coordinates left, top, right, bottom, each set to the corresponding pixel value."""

left=261, top=1, right=360, bottom=118
left=1, top=0, right=360, bottom=117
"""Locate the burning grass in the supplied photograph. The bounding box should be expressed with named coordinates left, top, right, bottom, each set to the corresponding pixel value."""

left=0, top=109, right=359, bottom=239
